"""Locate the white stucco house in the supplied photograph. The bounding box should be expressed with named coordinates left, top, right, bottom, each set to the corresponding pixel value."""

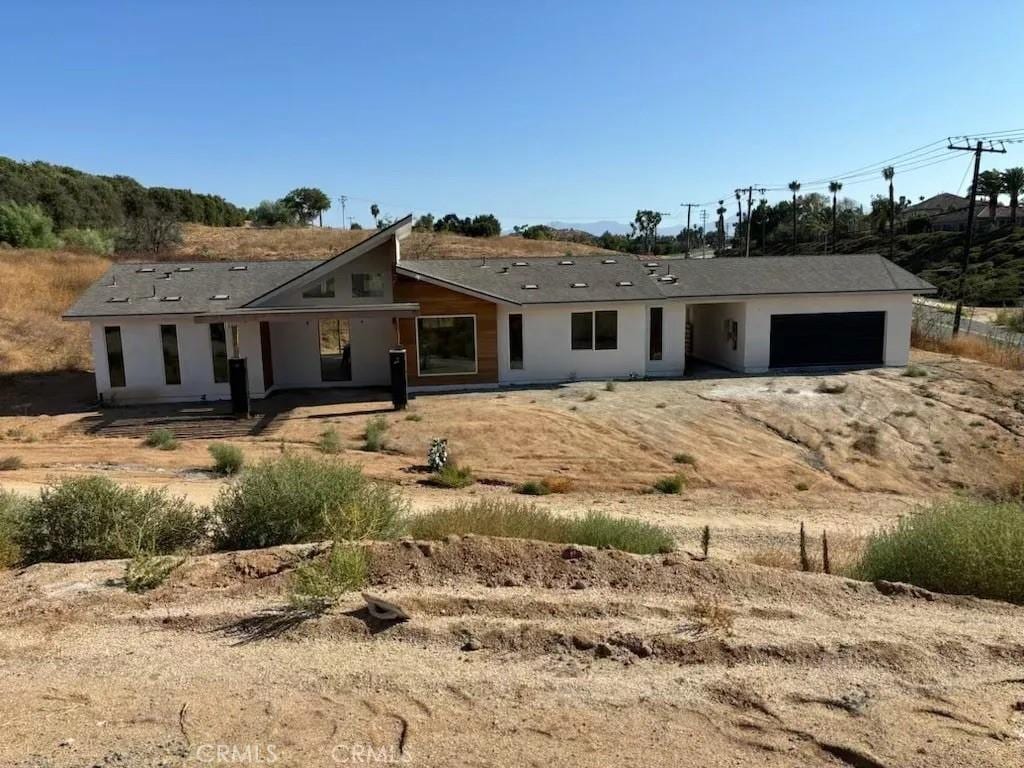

left=64, top=215, right=936, bottom=404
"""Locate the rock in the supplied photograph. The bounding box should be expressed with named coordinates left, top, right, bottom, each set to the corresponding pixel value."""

left=572, top=634, right=597, bottom=651
left=58, top=738, right=75, bottom=748
left=462, top=637, right=482, bottom=652
left=501, top=577, right=522, bottom=587
left=362, top=593, right=411, bottom=621
left=570, top=579, right=586, bottom=590
left=594, top=642, right=614, bottom=658
left=874, top=580, right=936, bottom=601
left=561, top=545, right=585, bottom=560
left=635, top=641, right=654, bottom=658
left=417, top=542, right=434, bottom=557
left=445, top=534, right=461, bottom=545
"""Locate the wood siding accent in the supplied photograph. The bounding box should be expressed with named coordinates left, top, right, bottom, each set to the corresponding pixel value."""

left=393, top=273, right=499, bottom=386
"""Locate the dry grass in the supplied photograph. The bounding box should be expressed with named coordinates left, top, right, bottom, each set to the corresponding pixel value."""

left=0, top=249, right=109, bottom=373
left=912, top=326, right=1024, bottom=371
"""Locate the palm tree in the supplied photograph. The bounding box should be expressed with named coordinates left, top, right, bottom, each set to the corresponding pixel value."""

left=977, top=170, right=1003, bottom=224
left=828, top=180, right=843, bottom=252
left=1003, top=167, right=1024, bottom=226
left=788, top=181, right=800, bottom=253
left=370, top=203, right=380, bottom=227
left=715, top=200, right=726, bottom=250
left=882, top=166, right=895, bottom=259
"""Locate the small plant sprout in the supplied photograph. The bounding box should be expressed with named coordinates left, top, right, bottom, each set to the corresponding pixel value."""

left=799, top=521, right=811, bottom=572
left=701, top=525, right=710, bottom=559
left=821, top=530, right=831, bottom=575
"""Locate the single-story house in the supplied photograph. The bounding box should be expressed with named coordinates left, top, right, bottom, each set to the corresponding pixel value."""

left=64, top=215, right=936, bottom=404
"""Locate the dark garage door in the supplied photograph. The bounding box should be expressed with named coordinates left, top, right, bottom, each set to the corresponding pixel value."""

left=769, top=312, right=885, bottom=368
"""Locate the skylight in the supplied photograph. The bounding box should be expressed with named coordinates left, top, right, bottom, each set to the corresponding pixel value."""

left=135, top=267, right=155, bottom=273
left=229, top=265, right=248, bottom=271
left=658, top=276, right=676, bottom=283
left=570, top=282, right=588, bottom=288
left=175, top=266, right=194, bottom=272
left=645, top=262, right=658, bottom=268
left=106, top=297, right=129, bottom=303
left=211, top=294, right=229, bottom=300
left=617, top=280, right=633, bottom=287
left=602, top=258, right=617, bottom=264
left=558, top=260, right=574, bottom=265
left=161, top=295, right=181, bottom=302
left=522, top=283, right=538, bottom=290
left=512, top=261, right=528, bottom=267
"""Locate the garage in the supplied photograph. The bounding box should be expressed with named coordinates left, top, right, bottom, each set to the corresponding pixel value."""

left=769, top=311, right=885, bottom=368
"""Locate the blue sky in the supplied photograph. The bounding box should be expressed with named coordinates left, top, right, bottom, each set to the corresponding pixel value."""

left=3, top=1, right=1023, bottom=230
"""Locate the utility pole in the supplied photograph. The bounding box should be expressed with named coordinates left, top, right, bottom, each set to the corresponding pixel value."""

left=681, top=202, right=697, bottom=253
left=947, top=138, right=1006, bottom=335
left=735, top=186, right=766, bottom=258
left=338, top=195, right=348, bottom=229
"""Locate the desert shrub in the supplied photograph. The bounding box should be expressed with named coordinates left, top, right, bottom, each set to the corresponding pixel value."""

left=541, top=475, right=574, bottom=494
left=144, top=428, right=178, bottom=450
left=795, top=481, right=810, bottom=491
left=289, top=544, right=369, bottom=610
left=516, top=479, right=551, bottom=496
left=209, top=443, right=244, bottom=475
left=902, top=364, right=928, bottom=378
left=653, top=474, right=685, bottom=494
left=0, top=455, right=23, bottom=471
left=405, top=413, right=422, bottom=422
left=317, top=427, right=343, bottom=454
left=124, top=554, right=183, bottom=593
left=0, top=490, right=28, bottom=567
left=583, top=391, right=598, bottom=402
left=687, top=595, right=736, bottom=636
left=673, top=453, right=697, bottom=466
left=816, top=380, right=848, bottom=394
left=604, top=380, right=616, bottom=392
left=427, top=463, right=474, bottom=489
left=363, top=416, right=389, bottom=452
left=852, top=498, right=1024, bottom=602
left=408, top=499, right=674, bottom=555
left=60, top=227, right=115, bottom=256
left=0, top=202, right=60, bottom=248
left=17, top=476, right=206, bottom=564
left=212, top=454, right=406, bottom=550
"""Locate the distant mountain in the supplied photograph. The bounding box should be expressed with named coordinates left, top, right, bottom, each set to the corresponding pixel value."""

left=548, top=220, right=684, bottom=237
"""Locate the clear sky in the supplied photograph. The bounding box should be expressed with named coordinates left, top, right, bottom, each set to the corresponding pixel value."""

left=3, top=0, right=1023, bottom=231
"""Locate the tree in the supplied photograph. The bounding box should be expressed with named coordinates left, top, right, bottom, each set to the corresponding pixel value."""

left=413, top=213, right=435, bottom=232
left=828, top=180, right=843, bottom=251
left=882, top=166, right=895, bottom=258
left=630, top=210, right=662, bottom=254
left=370, top=203, right=380, bottom=227
left=1003, top=167, right=1024, bottom=226
left=978, top=170, right=1003, bottom=223
left=715, top=201, right=726, bottom=250
left=0, top=201, right=60, bottom=248
left=250, top=200, right=296, bottom=227
left=281, top=187, right=331, bottom=226
left=788, top=181, right=801, bottom=253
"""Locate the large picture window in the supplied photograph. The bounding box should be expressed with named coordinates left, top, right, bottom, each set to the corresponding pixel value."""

left=210, top=322, right=229, bottom=383
left=571, top=312, right=592, bottom=350
left=352, top=272, right=386, bottom=298
left=417, top=316, right=477, bottom=375
left=508, top=313, right=523, bottom=370
left=160, top=324, right=181, bottom=385
left=319, top=319, right=352, bottom=381
left=104, top=326, right=125, bottom=387
left=571, top=310, right=618, bottom=351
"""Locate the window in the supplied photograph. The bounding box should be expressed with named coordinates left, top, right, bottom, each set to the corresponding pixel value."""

left=649, top=307, right=663, bottom=361
left=319, top=319, right=352, bottom=382
left=595, top=310, right=617, bottom=350
left=509, top=314, right=523, bottom=370
left=104, top=326, right=125, bottom=387
left=571, top=311, right=618, bottom=351
left=417, top=316, right=477, bottom=375
left=303, top=277, right=335, bottom=299
left=352, top=272, right=386, bottom=298
left=160, top=324, right=181, bottom=385
left=210, top=323, right=229, bottom=383
left=571, top=312, right=593, bottom=350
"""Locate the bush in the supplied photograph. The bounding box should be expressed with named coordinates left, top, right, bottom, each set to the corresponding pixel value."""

left=317, top=427, right=343, bottom=454
left=209, top=443, right=244, bottom=475
left=145, top=428, right=178, bottom=450
left=212, top=454, right=406, bottom=550
left=672, top=453, right=697, bottom=466
left=427, top=463, right=474, bottom=489
left=0, top=455, right=23, bottom=471
left=851, top=499, right=1024, bottom=603
left=994, top=308, right=1024, bottom=333
left=0, top=202, right=60, bottom=248
left=0, top=490, right=28, bottom=567
left=363, top=416, right=389, bottom=452
left=60, top=227, right=115, bottom=255
left=124, top=554, right=183, bottom=593
left=407, top=499, right=674, bottom=555
left=604, top=380, right=616, bottom=392
left=653, top=475, right=685, bottom=494
left=516, top=479, right=552, bottom=496
left=289, top=544, right=369, bottom=610
left=583, top=391, right=598, bottom=402
left=405, top=413, right=422, bottom=422
left=902, top=364, right=928, bottom=378
left=17, top=476, right=206, bottom=564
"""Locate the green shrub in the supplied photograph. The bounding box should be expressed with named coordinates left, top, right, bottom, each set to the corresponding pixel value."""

left=653, top=474, right=685, bottom=494
left=212, top=454, right=406, bottom=550
left=144, top=428, right=178, bottom=450
left=516, top=479, right=551, bottom=496
left=407, top=499, right=674, bottom=555
left=427, top=463, right=474, bottom=489
left=0, top=490, right=28, bottom=567
left=17, top=476, right=205, bottom=564
left=0, top=202, right=60, bottom=248
left=289, top=544, right=369, bottom=610
left=0, top=455, right=23, bottom=471
left=851, top=498, right=1024, bottom=603
left=795, top=481, right=810, bottom=491
left=816, top=380, right=848, bottom=394
left=209, top=443, right=244, bottom=475
left=405, top=413, right=423, bottom=422
left=60, top=227, right=115, bottom=255
left=363, top=416, right=389, bottom=452
left=124, top=554, right=183, bottom=593
left=672, top=453, right=696, bottom=465
left=317, top=427, right=343, bottom=454
left=902, top=364, right=928, bottom=378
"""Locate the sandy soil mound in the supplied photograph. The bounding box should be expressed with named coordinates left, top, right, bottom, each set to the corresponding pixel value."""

left=2, top=538, right=1023, bottom=766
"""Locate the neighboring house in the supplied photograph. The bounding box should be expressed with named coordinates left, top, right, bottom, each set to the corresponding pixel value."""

left=902, top=192, right=1014, bottom=231
left=64, top=215, right=935, bottom=404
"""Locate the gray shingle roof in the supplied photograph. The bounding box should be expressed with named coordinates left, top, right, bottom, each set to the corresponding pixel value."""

left=399, top=253, right=934, bottom=304
left=63, top=260, right=320, bottom=318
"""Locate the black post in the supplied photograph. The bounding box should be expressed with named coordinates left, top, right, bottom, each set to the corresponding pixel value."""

left=228, top=358, right=250, bottom=417
left=389, top=347, right=408, bottom=410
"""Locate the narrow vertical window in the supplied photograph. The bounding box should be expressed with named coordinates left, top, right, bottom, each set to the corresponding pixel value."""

left=210, top=322, right=229, bottom=383
left=160, top=324, right=181, bottom=385
left=508, top=313, right=524, bottom=370
left=649, top=307, right=663, bottom=361
left=319, top=319, right=352, bottom=381
left=571, top=312, right=592, bottom=350
left=104, top=326, right=125, bottom=387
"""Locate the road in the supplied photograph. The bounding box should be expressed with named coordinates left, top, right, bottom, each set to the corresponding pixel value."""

left=915, top=302, right=1024, bottom=346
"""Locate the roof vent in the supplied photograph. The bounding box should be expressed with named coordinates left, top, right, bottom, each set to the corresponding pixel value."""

left=106, top=297, right=129, bottom=303
left=570, top=282, right=588, bottom=288
left=558, top=260, right=574, bottom=266
left=602, top=258, right=617, bottom=264
left=512, top=261, right=528, bottom=267
left=522, top=283, right=539, bottom=290
left=135, top=267, right=155, bottom=273
left=229, top=265, right=248, bottom=271
left=211, top=294, right=229, bottom=300
left=617, top=280, right=633, bottom=287
left=161, top=295, right=181, bottom=302
left=175, top=266, right=194, bottom=272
